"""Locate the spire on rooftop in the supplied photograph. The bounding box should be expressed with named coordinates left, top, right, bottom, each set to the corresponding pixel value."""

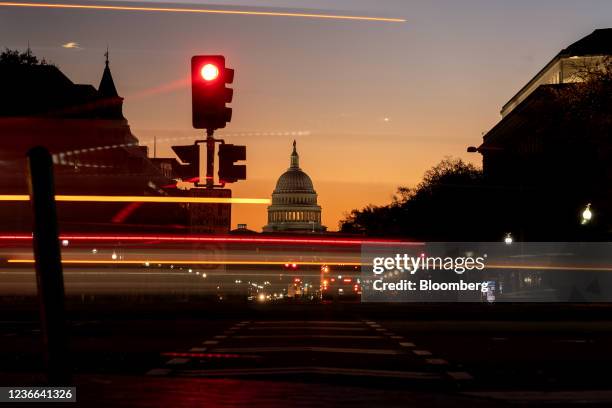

left=98, top=48, right=119, bottom=98
left=290, top=140, right=299, bottom=169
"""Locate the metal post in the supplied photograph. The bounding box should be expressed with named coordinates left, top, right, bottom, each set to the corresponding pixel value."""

left=206, top=128, right=215, bottom=188
left=26, top=146, right=70, bottom=385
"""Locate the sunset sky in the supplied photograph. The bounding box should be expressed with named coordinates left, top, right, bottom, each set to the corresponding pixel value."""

left=1, top=0, right=611, bottom=230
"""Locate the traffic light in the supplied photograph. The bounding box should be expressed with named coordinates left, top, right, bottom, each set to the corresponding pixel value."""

left=171, top=144, right=200, bottom=180
left=191, top=55, right=234, bottom=130
left=218, top=144, right=246, bottom=183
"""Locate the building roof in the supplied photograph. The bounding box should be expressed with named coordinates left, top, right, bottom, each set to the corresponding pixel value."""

left=273, top=141, right=316, bottom=193
left=98, top=56, right=119, bottom=98
left=501, top=28, right=612, bottom=115
left=559, top=28, right=612, bottom=58
left=274, top=169, right=315, bottom=192
left=0, top=56, right=124, bottom=119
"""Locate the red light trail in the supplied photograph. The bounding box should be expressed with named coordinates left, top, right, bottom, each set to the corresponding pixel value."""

left=0, top=233, right=421, bottom=246
left=0, top=2, right=407, bottom=23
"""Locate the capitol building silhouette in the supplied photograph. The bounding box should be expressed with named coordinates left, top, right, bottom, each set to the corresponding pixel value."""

left=263, top=141, right=326, bottom=233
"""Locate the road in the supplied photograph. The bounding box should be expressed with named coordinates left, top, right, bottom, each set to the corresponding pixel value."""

left=2, top=235, right=612, bottom=405
left=2, top=303, right=612, bottom=407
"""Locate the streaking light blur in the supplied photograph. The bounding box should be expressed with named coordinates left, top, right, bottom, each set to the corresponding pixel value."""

left=0, top=195, right=269, bottom=205
left=0, top=2, right=407, bottom=22
left=7, top=259, right=364, bottom=266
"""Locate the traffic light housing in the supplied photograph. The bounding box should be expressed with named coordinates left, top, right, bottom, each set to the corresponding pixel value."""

left=191, top=55, right=234, bottom=130
left=171, top=144, right=200, bottom=181
left=218, top=144, right=246, bottom=183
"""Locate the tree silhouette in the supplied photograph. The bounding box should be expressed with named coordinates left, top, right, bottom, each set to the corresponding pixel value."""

left=340, top=158, right=491, bottom=240
left=0, top=48, right=50, bottom=66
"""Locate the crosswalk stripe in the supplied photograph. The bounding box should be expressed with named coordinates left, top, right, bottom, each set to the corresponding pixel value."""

left=462, top=390, right=612, bottom=403
left=447, top=371, right=473, bottom=380
left=248, top=326, right=368, bottom=331
left=175, top=366, right=444, bottom=380
left=253, top=321, right=363, bottom=325
left=166, top=358, right=189, bottom=365
left=210, top=346, right=403, bottom=355
left=425, top=358, right=449, bottom=365
left=233, top=335, right=384, bottom=339
left=146, top=368, right=172, bottom=376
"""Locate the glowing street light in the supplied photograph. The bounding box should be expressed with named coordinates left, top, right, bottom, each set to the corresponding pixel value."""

left=504, top=233, right=513, bottom=245
left=111, top=251, right=118, bottom=260
left=581, top=203, right=593, bottom=225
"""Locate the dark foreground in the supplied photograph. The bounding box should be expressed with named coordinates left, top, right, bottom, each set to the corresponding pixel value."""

left=2, top=300, right=612, bottom=407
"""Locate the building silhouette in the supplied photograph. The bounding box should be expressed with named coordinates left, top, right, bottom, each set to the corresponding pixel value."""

left=0, top=51, right=156, bottom=186
left=263, top=141, right=326, bottom=233
left=471, top=29, right=612, bottom=239
left=501, top=28, right=612, bottom=117
left=0, top=50, right=229, bottom=233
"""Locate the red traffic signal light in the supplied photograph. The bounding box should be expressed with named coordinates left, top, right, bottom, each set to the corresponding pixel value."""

left=218, top=143, right=246, bottom=184
left=191, top=55, right=234, bottom=131
left=200, top=63, right=219, bottom=81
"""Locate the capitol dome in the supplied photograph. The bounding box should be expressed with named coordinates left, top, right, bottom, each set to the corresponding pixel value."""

left=274, top=168, right=314, bottom=192
left=263, top=141, right=326, bottom=233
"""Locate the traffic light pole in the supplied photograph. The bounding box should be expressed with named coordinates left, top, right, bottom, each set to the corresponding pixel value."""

left=206, top=128, right=215, bottom=189
left=195, top=130, right=227, bottom=189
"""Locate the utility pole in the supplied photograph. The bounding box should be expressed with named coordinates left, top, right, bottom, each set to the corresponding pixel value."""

left=27, top=147, right=70, bottom=385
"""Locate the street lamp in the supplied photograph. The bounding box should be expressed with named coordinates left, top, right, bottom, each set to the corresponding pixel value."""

left=504, top=233, right=513, bottom=245
left=581, top=203, right=593, bottom=225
